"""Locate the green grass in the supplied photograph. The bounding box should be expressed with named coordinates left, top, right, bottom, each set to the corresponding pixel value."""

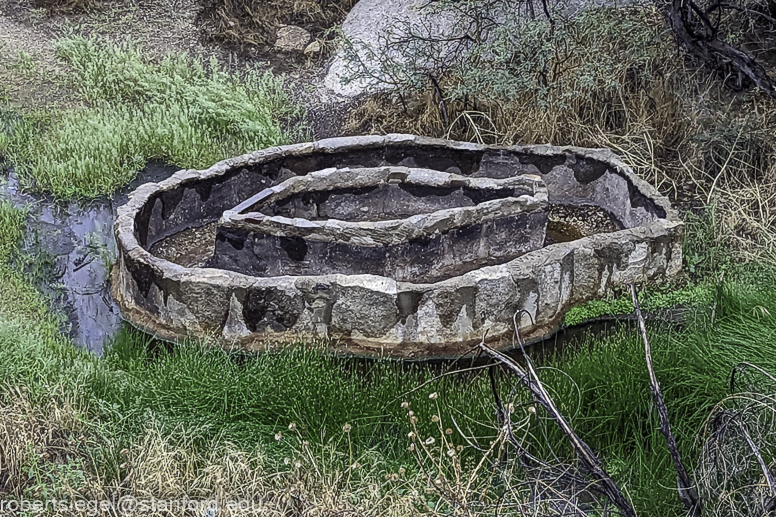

left=540, top=268, right=776, bottom=515
left=87, top=334, right=493, bottom=465
left=3, top=36, right=302, bottom=198
left=0, top=200, right=774, bottom=515
left=563, top=280, right=715, bottom=326
left=51, top=271, right=776, bottom=515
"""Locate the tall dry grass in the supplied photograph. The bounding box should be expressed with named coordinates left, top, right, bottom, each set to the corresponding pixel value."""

left=197, top=0, right=357, bottom=49
left=0, top=387, right=424, bottom=516
left=0, top=388, right=88, bottom=499
left=345, top=6, right=776, bottom=265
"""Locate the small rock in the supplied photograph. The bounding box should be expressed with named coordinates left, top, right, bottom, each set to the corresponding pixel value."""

left=304, top=40, right=322, bottom=55
left=275, top=25, right=312, bottom=53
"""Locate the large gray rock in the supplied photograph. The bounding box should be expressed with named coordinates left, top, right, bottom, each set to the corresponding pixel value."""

left=324, top=0, right=649, bottom=98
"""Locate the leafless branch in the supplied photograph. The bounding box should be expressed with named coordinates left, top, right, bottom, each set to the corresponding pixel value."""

left=629, top=283, right=701, bottom=515
left=478, top=331, right=637, bottom=517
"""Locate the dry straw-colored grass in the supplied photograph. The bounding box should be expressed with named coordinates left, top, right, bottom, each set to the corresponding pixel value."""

left=346, top=7, right=776, bottom=265
left=197, top=0, right=357, bottom=49
left=105, top=425, right=424, bottom=517
left=0, top=386, right=424, bottom=516
left=0, top=386, right=88, bottom=498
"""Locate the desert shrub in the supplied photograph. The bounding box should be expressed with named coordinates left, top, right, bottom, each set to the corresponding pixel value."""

left=196, top=0, right=357, bottom=49
left=347, top=7, right=686, bottom=180
left=345, top=4, right=776, bottom=263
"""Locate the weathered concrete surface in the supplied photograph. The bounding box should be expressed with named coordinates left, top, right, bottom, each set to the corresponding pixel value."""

left=111, top=134, right=682, bottom=358
left=210, top=166, right=549, bottom=282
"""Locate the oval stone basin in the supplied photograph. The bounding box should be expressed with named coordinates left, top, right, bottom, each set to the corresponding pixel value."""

left=111, top=134, right=683, bottom=358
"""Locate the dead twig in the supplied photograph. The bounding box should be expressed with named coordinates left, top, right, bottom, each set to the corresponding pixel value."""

left=629, top=283, right=701, bottom=515
left=478, top=328, right=637, bottom=517
left=664, top=0, right=776, bottom=99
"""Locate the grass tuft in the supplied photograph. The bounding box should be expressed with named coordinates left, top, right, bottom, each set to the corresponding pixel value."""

left=4, top=36, right=302, bottom=199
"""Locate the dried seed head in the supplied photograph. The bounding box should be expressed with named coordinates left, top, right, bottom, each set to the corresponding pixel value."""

left=342, top=423, right=352, bottom=433
left=275, top=432, right=283, bottom=441
left=288, top=422, right=297, bottom=431
left=431, top=415, right=440, bottom=423
left=429, top=392, right=438, bottom=400
left=425, top=437, right=435, bottom=445
left=401, top=401, right=409, bottom=409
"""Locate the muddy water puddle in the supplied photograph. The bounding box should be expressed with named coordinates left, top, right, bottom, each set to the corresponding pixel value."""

left=0, top=162, right=178, bottom=355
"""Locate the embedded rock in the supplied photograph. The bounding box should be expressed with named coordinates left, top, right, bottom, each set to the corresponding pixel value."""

left=275, top=25, right=312, bottom=53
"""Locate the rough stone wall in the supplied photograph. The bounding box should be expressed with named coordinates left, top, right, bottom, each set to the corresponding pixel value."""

left=112, top=134, right=682, bottom=358
left=210, top=166, right=549, bottom=282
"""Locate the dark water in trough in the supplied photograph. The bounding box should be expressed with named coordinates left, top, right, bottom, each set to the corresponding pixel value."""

left=0, top=162, right=178, bottom=355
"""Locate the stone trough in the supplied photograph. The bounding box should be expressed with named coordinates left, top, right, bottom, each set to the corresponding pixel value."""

left=111, top=134, right=683, bottom=358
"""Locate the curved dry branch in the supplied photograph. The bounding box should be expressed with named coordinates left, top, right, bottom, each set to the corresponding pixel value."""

left=629, top=283, right=701, bottom=515
left=477, top=336, right=637, bottom=517
left=663, top=0, right=776, bottom=99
